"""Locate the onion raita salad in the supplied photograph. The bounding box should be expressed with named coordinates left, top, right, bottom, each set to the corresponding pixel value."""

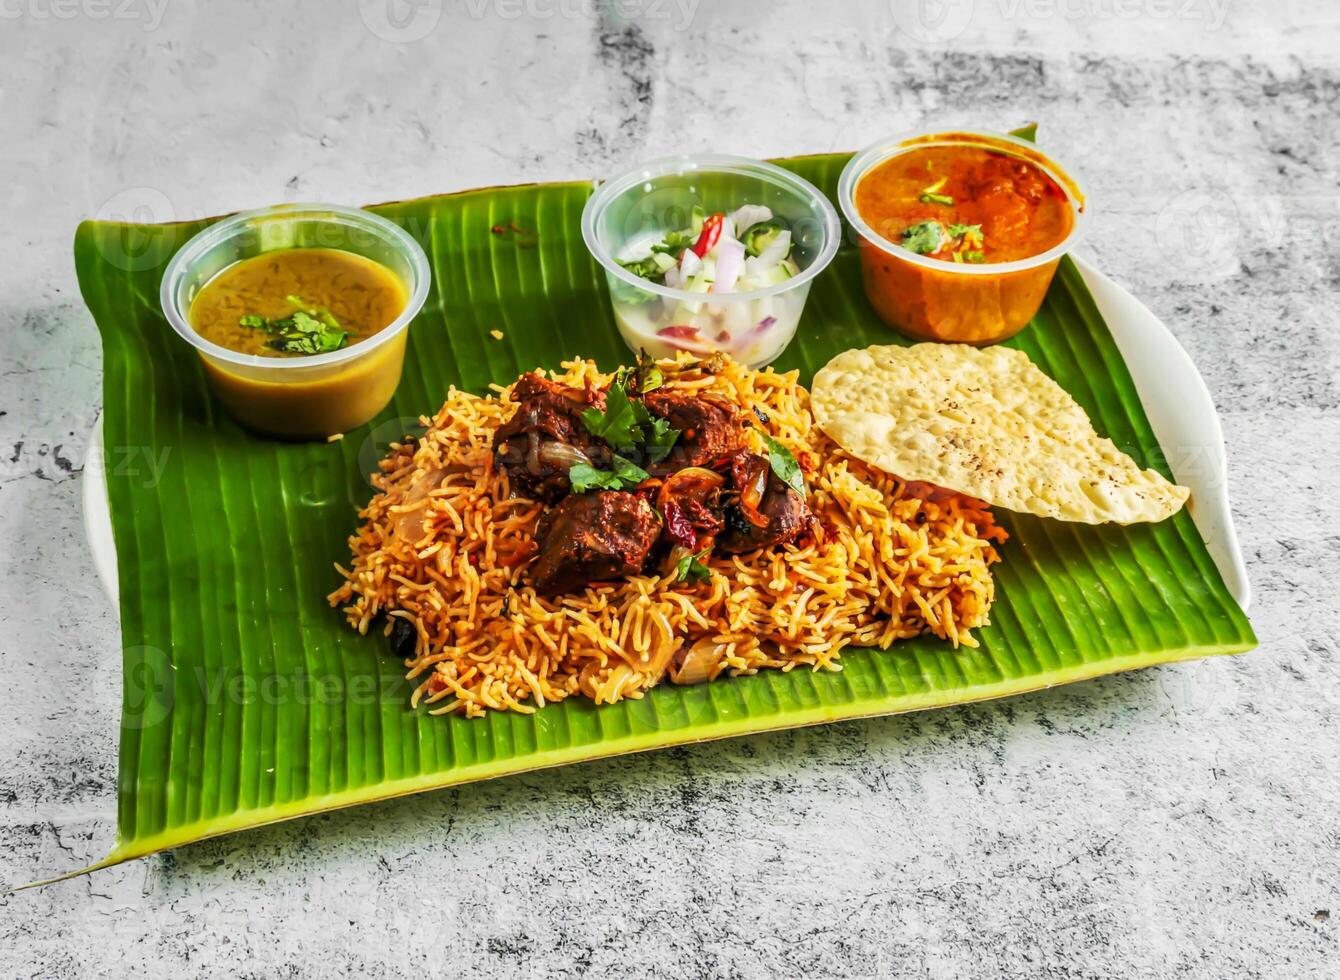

left=610, top=204, right=811, bottom=368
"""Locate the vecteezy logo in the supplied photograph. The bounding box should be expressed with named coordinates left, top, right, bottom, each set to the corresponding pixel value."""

left=889, top=0, right=975, bottom=43
left=92, top=185, right=177, bottom=272
left=116, top=645, right=176, bottom=730
left=357, top=415, right=429, bottom=488
left=358, top=0, right=442, bottom=43
left=1153, top=188, right=1242, bottom=282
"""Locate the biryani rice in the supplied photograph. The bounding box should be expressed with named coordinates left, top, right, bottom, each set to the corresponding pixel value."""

left=328, top=354, right=1006, bottom=717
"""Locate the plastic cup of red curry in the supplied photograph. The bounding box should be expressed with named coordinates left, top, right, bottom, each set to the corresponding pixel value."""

left=838, top=130, right=1086, bottom=344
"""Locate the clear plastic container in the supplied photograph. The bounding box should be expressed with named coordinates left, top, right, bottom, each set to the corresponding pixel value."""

left=161, top=203, right=430, bottom=440
left=581, top=154, right=840, bottom=368
left=838, top=130, right=1087, bottom=345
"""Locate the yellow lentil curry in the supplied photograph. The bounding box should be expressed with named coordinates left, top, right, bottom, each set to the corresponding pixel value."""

left=187, top=248, right=410, bottom=439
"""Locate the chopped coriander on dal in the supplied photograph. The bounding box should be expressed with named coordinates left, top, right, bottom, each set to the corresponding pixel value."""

left=188, top=247, right=405, bottom=358
left=238, top=301, right=350, bottom=355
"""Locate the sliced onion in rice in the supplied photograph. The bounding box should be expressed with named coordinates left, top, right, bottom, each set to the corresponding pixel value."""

left=670, top=638, right=726, bottom=685
left=393, top=467, right=446, bottom=542
left=537, top=441, right=592, bottom=470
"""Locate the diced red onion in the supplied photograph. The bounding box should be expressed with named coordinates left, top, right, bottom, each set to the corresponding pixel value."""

left=678, top=248, right=703, bottom=280
left=713, top=238, right=745, bottom=294
left=752, top=316, right=777, bottom=335
left=656, top=324, right=712, bottom=353
left=730, top=204, right=773, bottom=232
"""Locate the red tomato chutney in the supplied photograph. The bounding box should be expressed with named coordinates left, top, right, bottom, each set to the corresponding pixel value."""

left=851, top=138, right=1082, bottom=344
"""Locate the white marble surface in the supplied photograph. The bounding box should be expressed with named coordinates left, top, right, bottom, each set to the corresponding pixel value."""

left=2, top=1, right=1338, bottom=976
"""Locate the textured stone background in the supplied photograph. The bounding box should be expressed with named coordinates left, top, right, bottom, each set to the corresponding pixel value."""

left=1, top=1, right=1337, bottom=976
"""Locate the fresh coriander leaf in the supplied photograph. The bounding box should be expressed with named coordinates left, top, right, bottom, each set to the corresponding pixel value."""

left=964, top=250, right=986, bottom=264
left=244, top=302, right=348, bottom=355
left=900, top=221, right=945, bottom=255
left=568, top=463, right=623, bottom=493
left=628, top=398, right=679, bottom=462
left=643, top=413, right=679, bottom=463
left=763, top=435, right=805, bottom=496
left=317, top=329, right=348, bottom=351
left=568, top=455, right=649, bottom=493
left=616, top=256, right=665, bottom=282
left=673, top=547, right=713, bottom=584
left=611, top=455, right=650, bottom=483
left=919, top=192, right=954, bottom=206
left=650, top=230, right=695, bottom=256
left=291, top=310, right=324, bottom=333
left=581, top=383, right=641, bottom=452
left=262, top=311, right=348, bottom=354
left=948, top=223, right=983, bottom=241
left=583, top=368, right=682, bottom=461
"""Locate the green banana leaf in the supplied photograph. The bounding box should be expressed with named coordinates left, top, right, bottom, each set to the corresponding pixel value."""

left=63, top=153, right=1255, bottom=879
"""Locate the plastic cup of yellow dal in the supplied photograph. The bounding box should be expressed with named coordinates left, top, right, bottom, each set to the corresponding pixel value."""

left=161, top=203, right=430, bottom=440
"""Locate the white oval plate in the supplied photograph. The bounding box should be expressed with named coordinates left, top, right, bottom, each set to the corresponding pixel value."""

left=81, top=255, right=1250, bottom=612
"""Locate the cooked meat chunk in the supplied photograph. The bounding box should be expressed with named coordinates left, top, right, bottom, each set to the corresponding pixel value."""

left=641, top=390, right=746, bottom=474
left=493, top=373, right=608, bottom=501
left=530, top=491, right=661, bottom=595
left=719, top=452, right=810, bottom=554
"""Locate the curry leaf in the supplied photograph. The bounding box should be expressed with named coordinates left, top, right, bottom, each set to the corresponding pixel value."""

left=763, top=435, right=805, bottom=496
left=635, top=349, right=664, bottom=393
left=673, top=547, right=713, bottom=584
